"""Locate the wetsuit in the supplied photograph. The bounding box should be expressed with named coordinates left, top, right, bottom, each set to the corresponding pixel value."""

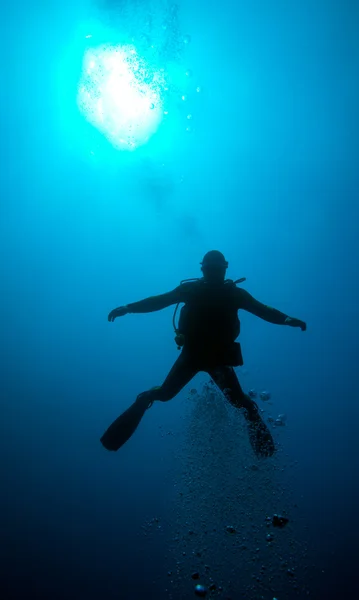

left=126, top=281, right=290, bottom=416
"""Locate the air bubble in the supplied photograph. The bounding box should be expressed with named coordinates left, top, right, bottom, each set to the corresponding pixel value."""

left=183, top=34, right=191, bottom=44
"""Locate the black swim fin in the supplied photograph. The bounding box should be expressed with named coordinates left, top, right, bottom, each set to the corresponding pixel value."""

left=101, top=394, right=150, bottom=451
left=242, top=394, right=275, bottom=458
left=247, top=417, right=276, bottom=458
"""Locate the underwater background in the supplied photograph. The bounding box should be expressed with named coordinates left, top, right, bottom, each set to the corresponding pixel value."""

left=1, top=0, right=358, bottom=598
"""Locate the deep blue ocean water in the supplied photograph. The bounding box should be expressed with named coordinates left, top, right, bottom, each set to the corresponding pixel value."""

left=1, top=1, right=358, bottom=599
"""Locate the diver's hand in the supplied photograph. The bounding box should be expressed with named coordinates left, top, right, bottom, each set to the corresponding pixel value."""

left=285, top=317, right=307, bottom=331
left=108, top=305, right=129, bottom=322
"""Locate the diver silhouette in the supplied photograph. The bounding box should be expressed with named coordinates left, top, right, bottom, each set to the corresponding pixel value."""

left=101, top=251, right=306, bottom=458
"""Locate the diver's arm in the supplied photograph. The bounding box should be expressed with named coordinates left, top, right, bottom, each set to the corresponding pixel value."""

left=238, top=289, right=306, bottom=330
left=108, top=286, right=187, bottom=322
left=126, top=287, right=184, bottom=313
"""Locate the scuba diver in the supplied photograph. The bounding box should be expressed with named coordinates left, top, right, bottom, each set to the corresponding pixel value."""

left=101, top=250, right=306, bottom=457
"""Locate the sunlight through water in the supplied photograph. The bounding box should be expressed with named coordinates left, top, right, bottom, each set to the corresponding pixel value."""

left=78, top=42, right=166, bottom=151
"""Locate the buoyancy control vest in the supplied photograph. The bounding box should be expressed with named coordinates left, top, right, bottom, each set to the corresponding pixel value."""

left=173, top=277, right=246, bottom=350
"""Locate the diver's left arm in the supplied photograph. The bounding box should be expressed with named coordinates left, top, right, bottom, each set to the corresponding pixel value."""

left=238, top=289, right=307, bottom=331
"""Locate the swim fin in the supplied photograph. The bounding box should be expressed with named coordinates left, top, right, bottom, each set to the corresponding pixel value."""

left=100, top=393, right=151, bottom=451
left=242, top=396, right=275, bottom=457
left=247, top=416, right=276, bottom=457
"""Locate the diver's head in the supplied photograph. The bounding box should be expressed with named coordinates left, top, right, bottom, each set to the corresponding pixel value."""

left=200, top=250, right=228, bottom=283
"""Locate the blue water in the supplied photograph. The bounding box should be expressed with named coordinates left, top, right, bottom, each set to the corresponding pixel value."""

left=1, top=1, right=358, bottom=598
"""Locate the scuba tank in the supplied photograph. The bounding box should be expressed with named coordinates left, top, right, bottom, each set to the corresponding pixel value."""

left=172, top=277, right=246, bottom=349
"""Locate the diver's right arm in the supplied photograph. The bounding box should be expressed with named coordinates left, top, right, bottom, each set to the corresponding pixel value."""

left=108, top=287, right=185, bottom=322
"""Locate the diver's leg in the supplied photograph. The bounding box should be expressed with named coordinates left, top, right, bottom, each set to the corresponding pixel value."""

left=207, top=366, right=275, bottom=458
left=143, top=351, right=199, bottom=405
left=206, top=366, right=256, bottom=413
left=100, top=353, right=198, bottom=452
